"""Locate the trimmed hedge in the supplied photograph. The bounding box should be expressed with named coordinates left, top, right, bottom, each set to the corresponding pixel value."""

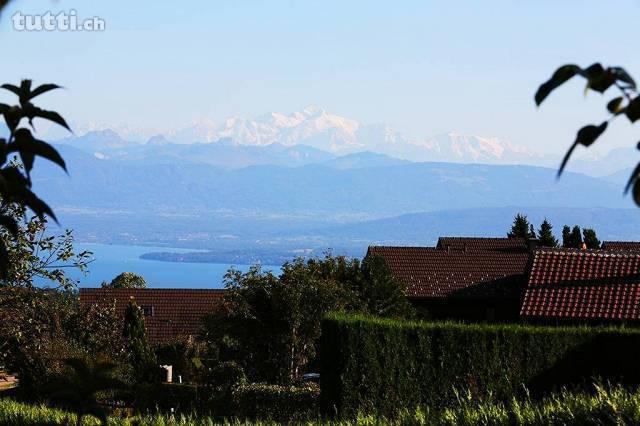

left=233, top=382, right=319, bottom=421
left=320, top=314, right=640, bottom=417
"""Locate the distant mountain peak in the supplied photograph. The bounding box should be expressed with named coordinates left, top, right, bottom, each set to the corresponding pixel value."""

left=66, top=107, right=545, bottom=166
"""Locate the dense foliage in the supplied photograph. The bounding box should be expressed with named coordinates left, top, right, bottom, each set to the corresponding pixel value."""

left=320, top=314, right=640, bottom=417
left=507, top=214, right=535, bottom=240
left=103, top=272, right=147, bottom=289
left=203, top=254, right=413, bottom=385
left=537, top=219, right=558, bottom=247
left=233, top=382, right=320, bottom=422
left=0, top=80, right=71, bottom=277
left=122, top=300, right=156, bottom=383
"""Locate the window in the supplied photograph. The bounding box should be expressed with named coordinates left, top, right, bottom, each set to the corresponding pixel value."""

left=142, top=306, right=154, bottom=317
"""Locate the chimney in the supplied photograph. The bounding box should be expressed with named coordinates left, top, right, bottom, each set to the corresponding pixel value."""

left=581, top=242, right=587, bottom=250
left=527, top=238, right=539, bottom=253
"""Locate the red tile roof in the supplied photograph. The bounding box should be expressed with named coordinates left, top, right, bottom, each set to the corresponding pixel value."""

left=601, top=241, right=640, bottom=251
left=521, top=249, right=640, bottom=322
left=368, top=238, right=530, bottom=299
left=436, top=237, right=528, bottom=252
left=79, top=288, right=225, bottom=345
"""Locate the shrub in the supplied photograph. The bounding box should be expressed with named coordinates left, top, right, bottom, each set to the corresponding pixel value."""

left=233, top=382, right=320, bottom=422
left=320, top=313, right=640, bottom=417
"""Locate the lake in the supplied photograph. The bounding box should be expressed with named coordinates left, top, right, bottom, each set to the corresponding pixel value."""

left=52, top=243, right=280, bottom=289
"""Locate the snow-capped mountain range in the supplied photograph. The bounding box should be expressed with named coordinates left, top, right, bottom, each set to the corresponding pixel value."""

left=49, top=106, right=551, bottom=166
left=164, top=105, right=541, bottom=164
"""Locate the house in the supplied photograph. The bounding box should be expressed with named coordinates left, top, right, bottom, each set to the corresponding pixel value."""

left=79, top=288, right=225, bottom=345
left=520, top=248, right=640, bottom=323
left=368, top=237, right=532, bottom=321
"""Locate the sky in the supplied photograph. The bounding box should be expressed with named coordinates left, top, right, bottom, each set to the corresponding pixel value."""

left=1, top=0, right=640, bottom=154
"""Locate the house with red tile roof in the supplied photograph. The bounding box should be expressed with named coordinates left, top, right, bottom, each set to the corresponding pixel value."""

left=368, top=237, right=532, bottom=321
left=79, top=288, right=225, bottom=345
left=520, top=248, right=640, bottom=323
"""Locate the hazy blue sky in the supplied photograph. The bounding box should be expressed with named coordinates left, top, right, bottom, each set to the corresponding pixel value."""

left=1, top=1, right=639, bottom=154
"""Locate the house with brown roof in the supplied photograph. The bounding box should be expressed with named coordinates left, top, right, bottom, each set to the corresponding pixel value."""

left=368, top=237, right=532, bottom=321
left=520, top=248, right=640, bottom=323
left=79, top=288, right=225, bottom=345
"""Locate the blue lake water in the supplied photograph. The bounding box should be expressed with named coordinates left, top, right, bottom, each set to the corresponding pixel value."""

left=56, top=243, right=279, bottom=289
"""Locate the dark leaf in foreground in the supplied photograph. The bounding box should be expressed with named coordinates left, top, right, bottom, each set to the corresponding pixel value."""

left=576, top=122, right=608, bottom=147
left=611, top=67, right=637, bottom=88
left=22, top=104, right=71, bottom=131
left=633, top=179, right=640, bottom=207
left=625, top=161, right=640, bottom=194
left=12, top=128, right=67, bottom=172
left=28, top=83, right=62, bottom=100
left=558, top=122, right=608, bottom=177
left=535, top=64, right=581, bottom=106
left=607, top=97, right=624, bottom=114
left=625, top=96, right=640, bottom=123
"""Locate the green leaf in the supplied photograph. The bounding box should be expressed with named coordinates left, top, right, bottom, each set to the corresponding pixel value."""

left=28, top=83, right=62, bottom=100
left=607, top=97, right=624, bottom=114
left=625, top=96, right=640, bottom=123
left=535, top=64, right=581, bottom=106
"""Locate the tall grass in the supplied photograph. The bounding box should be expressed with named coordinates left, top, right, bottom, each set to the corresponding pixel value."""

left=2, top=384, right=640, bottom=425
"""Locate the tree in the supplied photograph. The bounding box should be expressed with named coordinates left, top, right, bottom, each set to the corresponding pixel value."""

left=355, top=254, right=413, bottom=318
left=0, top=201, right=93, bottom=290
left=47, top=357, right=126, bottom=426
left=583, top=228, right=601, bottom=249
left=103, top=272, right=147, bottom=289
left=204, top=254, right=414, bottom=384
left=537, top=219, right=558, bottom=248
left=122, top=300, right=157, bottom=383
left=535, top=63, right=640, bottom=205
left=508, top=214, right=535, bottom=240
left=563, top=225, right=584, bottom=249
left=0, top=80, right=71, bottom=278
left=562, top=225, right=571, bottom=248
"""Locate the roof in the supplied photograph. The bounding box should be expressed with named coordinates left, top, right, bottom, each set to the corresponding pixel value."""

left=79, top=288, right=225, bottom=345
left=436, top=237, right=528, bottom=252
left=520, top=249, right=640, bottom=322
left=368, top=238, right=530, bottom=299
left=601, top=241, right=640, bottom=251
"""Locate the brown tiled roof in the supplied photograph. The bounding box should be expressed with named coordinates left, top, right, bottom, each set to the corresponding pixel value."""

left=601, top=241, right=640, bottom=251
left=436, top=237, right=527, bottom=252
left=368, top=239, right=530, bottom=299
left=520, top=249, right=640, bottom=321
left=79, top=288, right=225, bottom=345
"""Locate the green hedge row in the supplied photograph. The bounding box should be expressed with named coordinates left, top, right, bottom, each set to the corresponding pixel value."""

left=233, top=382, right=319, bottom=421
left=320, top=314, right=640, bottom=417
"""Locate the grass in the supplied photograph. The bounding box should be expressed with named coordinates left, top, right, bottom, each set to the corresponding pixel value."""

left=2, top=384, right=640, bottom=425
